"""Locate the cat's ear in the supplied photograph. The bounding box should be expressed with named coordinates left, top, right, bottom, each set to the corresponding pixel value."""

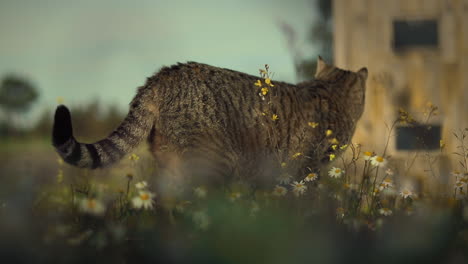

left=357, top=67, right=368, bottom=81
left=315, top=56, right=328, bottom=77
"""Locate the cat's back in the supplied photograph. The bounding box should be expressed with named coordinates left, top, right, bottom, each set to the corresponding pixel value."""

left=150, top=62, right=292, bottom=118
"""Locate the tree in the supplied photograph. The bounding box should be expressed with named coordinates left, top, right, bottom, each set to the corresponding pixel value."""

left=0, top=75, right=39, bottom=132
left=280, top=0, right=333, bottom=81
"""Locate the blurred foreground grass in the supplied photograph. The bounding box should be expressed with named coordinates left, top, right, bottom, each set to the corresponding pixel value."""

left=0, top=134, right=467, bottom=264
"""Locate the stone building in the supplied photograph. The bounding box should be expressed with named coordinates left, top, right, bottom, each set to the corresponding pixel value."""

left=333, top=0, right=468, bottom=174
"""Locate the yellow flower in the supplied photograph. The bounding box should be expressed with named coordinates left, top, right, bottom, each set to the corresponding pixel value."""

left=292, top=152, right=302, bottom=159
left=398, top=108, right=414, bottom=124
left=326, top=129, right=333, bottom=137
left=56, top=96, right=64, bottom=104
left=265, top=78, right=274, bottom=87
left=57, top=169, right=64, bottom=183
left=272, top=114, right=279, bottom=121
left=308, top=122, right=319, bottom=128
left=261, top=87, right=269, bottom=95
left=129, top=153, right=140, bottom=161
left=329, top=138, right=339, bottom=145
left=331, top=145, right=338, bottom=150
left=340, top=144, right=348, bottom=150
left=254, top=80, right=262, bottom=87
left=329, top=154, right=336, bottom=161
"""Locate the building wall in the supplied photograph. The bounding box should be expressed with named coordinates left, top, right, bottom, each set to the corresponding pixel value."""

left=333, top=0, right=468, bottom=164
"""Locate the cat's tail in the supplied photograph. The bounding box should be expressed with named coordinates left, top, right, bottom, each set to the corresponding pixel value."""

left=52, top=87, right=156, bottom=169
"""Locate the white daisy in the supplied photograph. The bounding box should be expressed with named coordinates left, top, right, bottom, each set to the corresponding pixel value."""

left=343, top=183, right=358, bottom=191
left=291, top=180, right=307, bottom=196
left=370, top=156, right=387, bottom=167
left=192, top=210, right=210, bottom=230
left=304, top=172, right=319, bottom=182
left=194, top=186, right=207, bottom=198
left=277, top=173, right=293, bottom=184
left=379, top=178, right=394, bottom=190
left=455, top=189, right=466, bottom=200
left=363, top=151, right=373, bottom=161
left=399, top=188, right=414, bottom=199
left=132, top=190, right=156, bottom=210
left=135, top=181, right=148, bottom=189
left=385, top=168, right=394, bottom=175
left=229, top=192, right=242, bottom=202
left=272, top=185, right=287, bottom=197
left=454, top=180, right=466, bottom=190
left=381, top=187, right=398, bottom=197
left=175, top=201, right=192, bottom=213
left=328, top=167, right=345, bottom=178
left=250, top=201, right=260, bottom=216
left=79, top=198, right=105, bottom=216
left=372, top=188, right=380, bottom=196
left=336, top=207, right=345, bottom=218
left=379, top=208, right=393, bottom=216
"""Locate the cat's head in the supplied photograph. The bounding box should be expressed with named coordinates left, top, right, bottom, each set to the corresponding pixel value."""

left=314, top=56, right=368, bottom=119
left=314, top=56, right=368, bottom=84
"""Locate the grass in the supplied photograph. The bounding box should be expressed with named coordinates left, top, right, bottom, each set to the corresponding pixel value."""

left=0, top=74, right=467, bottom=263
left=1, top=143, right=467, bottom=264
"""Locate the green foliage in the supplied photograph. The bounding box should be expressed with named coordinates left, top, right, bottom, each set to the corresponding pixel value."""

left=26, top=101, right=125, bottom=140
left=0, top=75, right=38, bottom=113
left=67, top=101, right=125, bottom=140
left=299, top=0, right=333, bottom=80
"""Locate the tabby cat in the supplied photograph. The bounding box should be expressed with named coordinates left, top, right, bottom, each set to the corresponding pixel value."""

left=53, top=57, right=367, bottom=185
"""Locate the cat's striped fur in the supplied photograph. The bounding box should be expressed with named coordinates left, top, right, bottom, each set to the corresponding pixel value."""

left=53, top=57, right=367, bottom=182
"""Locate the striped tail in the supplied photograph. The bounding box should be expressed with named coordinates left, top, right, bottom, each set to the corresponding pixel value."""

left=52, top=88, right=156, bottom=169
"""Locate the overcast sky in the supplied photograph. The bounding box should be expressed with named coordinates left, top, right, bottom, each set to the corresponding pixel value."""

left=0, top=0, right=316, bottom=119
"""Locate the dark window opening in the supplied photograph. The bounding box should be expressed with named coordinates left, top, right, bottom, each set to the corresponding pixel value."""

left=396, top=124, right=441, bottom=150
left=393, top=20, right=438, bottom=51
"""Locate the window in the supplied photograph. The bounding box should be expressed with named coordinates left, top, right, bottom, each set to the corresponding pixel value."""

left=396, top=124, right=441, bottom=150
left=393, top=20, right=438, bottom=51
